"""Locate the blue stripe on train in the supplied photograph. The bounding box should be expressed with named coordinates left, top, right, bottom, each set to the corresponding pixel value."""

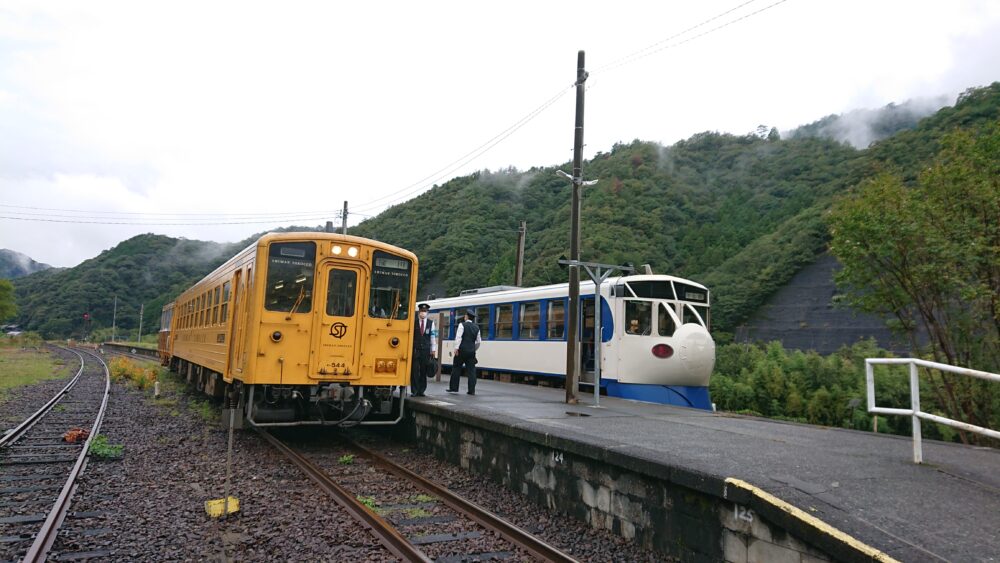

left=603, top=381, right=713, bottom=410
left=465, top=365, right=713, bottom=411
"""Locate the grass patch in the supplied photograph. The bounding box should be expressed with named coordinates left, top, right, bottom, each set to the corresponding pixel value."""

left=412, top=494, right=436, bottom=503
left=189, top=399, right=217, bottom=423
left=89, top=434, right=124, bottom=459
left=108, top=357, right=157, bottom=391
left=357, top=495, right=387, bottom=514
left=338, top=454, right=355, bottom=465
left=0, top=344, right=72, bottom=401
left=405, top=507, right=433, bottom=518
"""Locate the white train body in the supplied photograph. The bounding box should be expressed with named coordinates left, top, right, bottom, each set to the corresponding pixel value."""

left=425, top=275, right=716, bottom=409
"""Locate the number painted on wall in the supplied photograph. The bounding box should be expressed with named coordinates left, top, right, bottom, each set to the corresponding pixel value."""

left=735, top=505, right=755, bottom=523
left=552, top=452, right=564, bottom=464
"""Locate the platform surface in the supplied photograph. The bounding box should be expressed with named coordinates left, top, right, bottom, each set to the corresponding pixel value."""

left=412, top=378, right=999, bottom=562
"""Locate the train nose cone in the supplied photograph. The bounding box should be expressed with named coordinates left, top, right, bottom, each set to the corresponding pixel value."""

left=674, top=324, right=715, bottom=386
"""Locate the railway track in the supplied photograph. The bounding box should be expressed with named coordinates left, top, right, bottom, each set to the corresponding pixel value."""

left=0, top=346, right=111, bottom=562
left=256, top=427, right=580, bottom=562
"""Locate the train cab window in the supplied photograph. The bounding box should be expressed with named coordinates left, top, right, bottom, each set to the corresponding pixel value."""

left=326, top=269, right=357, bottom=317
left=624, top=300, right=652, bottom=335
left=673, top=282, right=708, bottom=305
left=657, top=303, right=678, bottom=337
left=265, top=242, right=316, bottom=313
left=475, top=306, right=490, bottom=336
left=626, top=281, right=674, bottom=300
left=519, top=302, right=540, bottom=340
left=682, top=303, right=705, bottom=327
left=495, top=304, right=513, bottom=339
left=220, top=281, right=231, bottom=323
left=547, top=301, right=565, bottom=339
left=369, top=251, right=411, bottom=319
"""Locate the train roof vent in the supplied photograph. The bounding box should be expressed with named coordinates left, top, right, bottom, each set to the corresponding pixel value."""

left=459, top=285, right=520, bottom=296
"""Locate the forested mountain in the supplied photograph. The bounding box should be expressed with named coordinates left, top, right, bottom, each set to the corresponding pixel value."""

left=0, top=249, right=53, bottom=279
left=786, top=96, right=948, bottom=148
left=13, top=235, right=243, bottom=337
left=353, top=83, right=1000, bottom=335
left=11, top=83, right=1000, bottom=340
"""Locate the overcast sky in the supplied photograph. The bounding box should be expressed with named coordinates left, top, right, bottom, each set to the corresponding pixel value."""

left=2, top=0, right=999, bottom=268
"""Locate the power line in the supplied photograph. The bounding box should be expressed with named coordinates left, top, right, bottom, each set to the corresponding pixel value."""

left=1, top=0, right=793, bottom=228
left=0, top=215, right=338, bottom=226
left=351, top=85, right=572, bottom=213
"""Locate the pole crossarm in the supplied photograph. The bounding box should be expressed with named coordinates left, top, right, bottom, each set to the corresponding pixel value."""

left=558, top=259, right=635, bottom=273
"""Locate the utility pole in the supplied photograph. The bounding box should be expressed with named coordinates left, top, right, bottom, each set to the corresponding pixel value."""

left=341, top=201, right=348, bottom=235
left=564, top=51, right=589, bottom=405
left=111, top=295, right=117, bottom=342
left=137, top=303, right=144, bottom=344
left=514, top=221, right=526, bottom=286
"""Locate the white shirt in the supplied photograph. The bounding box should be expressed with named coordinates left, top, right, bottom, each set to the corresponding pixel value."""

left=453, top=320, right=482, bottom=351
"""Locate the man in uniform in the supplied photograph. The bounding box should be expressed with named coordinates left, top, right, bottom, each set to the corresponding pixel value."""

left=410, top=303, right=436, bottom=397
left=448, top=308, right=482, bottom=395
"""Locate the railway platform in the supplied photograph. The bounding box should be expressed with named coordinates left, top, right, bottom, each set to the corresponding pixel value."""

left=407, top=378, right=999, bottom=562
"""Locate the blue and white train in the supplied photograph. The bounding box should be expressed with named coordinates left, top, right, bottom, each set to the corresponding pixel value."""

left=425, top=274, right=716, bottom=409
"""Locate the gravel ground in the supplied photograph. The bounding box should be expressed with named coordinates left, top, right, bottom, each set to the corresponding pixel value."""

left=11, top=348, right=672, bottom=561
left=351, top=430, right=673, bottom=563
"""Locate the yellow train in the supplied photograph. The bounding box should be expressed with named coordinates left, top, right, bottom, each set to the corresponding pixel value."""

left=158, top=232, right=418, bottom=426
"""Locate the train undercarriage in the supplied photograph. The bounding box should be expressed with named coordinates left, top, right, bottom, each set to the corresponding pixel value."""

left=171, top=357, right=405, bottom=427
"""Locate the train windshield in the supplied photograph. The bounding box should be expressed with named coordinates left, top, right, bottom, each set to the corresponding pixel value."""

left=264, top=242, right=316, bottom=313
left=369, top=250, right=411, bottom=320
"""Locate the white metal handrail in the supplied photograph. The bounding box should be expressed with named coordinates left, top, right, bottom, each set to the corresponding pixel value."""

left=865, top=357, right=1000, bottom=463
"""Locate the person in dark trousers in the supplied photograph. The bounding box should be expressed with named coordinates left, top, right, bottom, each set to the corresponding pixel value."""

left=448, top=308, right=481, bottom=395
left=410, top=303, right=436, bottom=397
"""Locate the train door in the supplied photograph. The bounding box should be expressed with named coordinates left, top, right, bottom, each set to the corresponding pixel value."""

left=225, top=269, right=243, bottom=379
left=580, top=297, right=596, bottom=382
left=311, top=263, right=366, bottom=379
left=229, top=267, right=253, bottom=379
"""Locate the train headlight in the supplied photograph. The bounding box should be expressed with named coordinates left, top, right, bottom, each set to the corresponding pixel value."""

left=332, top=245, right=342, bottom=255
left=270, top=331, right=283, bottom=343
left=375, top=359, right=387, bottom=372
left=386, top=360, right=397, bottom=372
left=347, top=246, right=359, bottom=257
left=389, top=337, right=399, bottom=348
left=651, top=344, right=673, bottom=358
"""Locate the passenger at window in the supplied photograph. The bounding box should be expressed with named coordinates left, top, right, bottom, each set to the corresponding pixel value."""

left=448, top=309, right=482, bottom=395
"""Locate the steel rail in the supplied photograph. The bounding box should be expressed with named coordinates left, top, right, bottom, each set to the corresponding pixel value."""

left=253, top=426, right=433, bottom=563
left=23, top=348, right=112, bottom=563
left=0, top=345, right=85, bottom=449
left=345, top=439, right=581, bottom=563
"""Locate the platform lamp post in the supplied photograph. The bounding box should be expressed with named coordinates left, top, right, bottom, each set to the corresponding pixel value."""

left=559, top=259, right=633, bottom=406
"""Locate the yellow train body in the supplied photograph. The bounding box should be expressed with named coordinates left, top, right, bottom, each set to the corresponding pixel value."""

left=162, top=232, right=418, bottom=425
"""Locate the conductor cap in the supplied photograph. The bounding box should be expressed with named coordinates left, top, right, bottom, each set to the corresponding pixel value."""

left=417, top=303, right=430, bottom=311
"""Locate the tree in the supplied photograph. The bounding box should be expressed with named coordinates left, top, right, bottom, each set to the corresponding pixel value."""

left=828, top=122, right=1000, bottom=443
left=0, top=279, right=16, bottom=321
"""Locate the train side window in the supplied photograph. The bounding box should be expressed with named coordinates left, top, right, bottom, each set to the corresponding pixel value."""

left=624, top=300, right=652, bottom=335
left=440, top=310, right=452, bottom=340
left=658, top=302, right=678, bottom=337
left=475, top=306, right=490, bottom=337
left=265, top=241, right=316, bottom=313
left=495, top=304, right=513, bottom=339
left=220, top=281, right=231, bottom=323
left=212, top=287, right=220, bottom=324
left=547, top=301, right=565, bottom=339
left=326, top=269, right=357, bottom=317
left=519, top=302, right=540, bottom=340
